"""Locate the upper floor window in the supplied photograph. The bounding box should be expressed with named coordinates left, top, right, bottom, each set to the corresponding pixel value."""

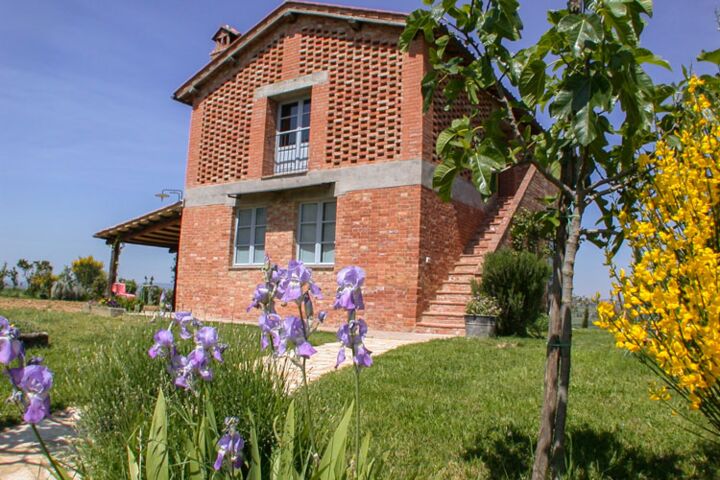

left=297, top=201, right=335, bottom=264
left=234, top=207, right=266, bottom=265
left=275, top=98, right=310, bottom=175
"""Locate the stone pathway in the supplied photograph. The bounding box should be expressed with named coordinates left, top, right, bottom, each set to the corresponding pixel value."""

left=0, top=331, right=445, bottom=479
left=284, top=331, right=443, bottom=390
left=0, top=408, right=79, bottom=479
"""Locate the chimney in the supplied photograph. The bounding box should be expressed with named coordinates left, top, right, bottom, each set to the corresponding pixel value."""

left=211, top=25, right=241, bottom=60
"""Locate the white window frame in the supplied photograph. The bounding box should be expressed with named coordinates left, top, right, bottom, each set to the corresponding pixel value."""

left=296, top=201, right=336, bottom=265
left=275, top=98, right=311, bottom=175
left=233, top=207, right=266, bottom=265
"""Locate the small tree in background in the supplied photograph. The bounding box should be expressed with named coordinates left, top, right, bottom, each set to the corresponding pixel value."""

left=72, top=256, right=105, bottom=293
left=8, top=267, right=19, bottom=290
left=16, top=259, right=31, bottom=289
left=0, top=263, right=8, bottom=293
left=26, top=261, right=55, bottom=299
left=581, top=305, right=589, bottom=329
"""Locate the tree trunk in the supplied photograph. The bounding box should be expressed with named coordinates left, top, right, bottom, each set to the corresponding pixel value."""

left=531, top=195, right=568, bottom=480
left=550, top=198, right=584, bottom=477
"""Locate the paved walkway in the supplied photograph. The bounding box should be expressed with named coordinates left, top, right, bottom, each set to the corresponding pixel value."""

left=0, top=330, right=444, bottom=479
left=284, top=331, right=444, bottom=390
left=0, top=409, right=79, bottom=479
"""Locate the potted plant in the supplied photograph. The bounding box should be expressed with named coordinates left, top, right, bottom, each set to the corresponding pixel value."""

left=465, top=293, right=501, bottom=337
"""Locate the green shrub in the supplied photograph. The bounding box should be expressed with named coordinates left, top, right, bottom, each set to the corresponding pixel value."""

left=50, top=267, right=86, bottom=301
left=480, top=248, right=551, bottom=336
left=73, top=323, right=288, bottom=479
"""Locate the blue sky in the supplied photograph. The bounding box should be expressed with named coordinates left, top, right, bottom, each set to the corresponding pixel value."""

left=0, top=0, right=717, bottom=295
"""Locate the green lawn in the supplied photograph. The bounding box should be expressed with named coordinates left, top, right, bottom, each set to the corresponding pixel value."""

left=309, top=330, right=719, bottom=479
left=1, top=306, right=717, bottom=478
left=0, top=306, right=335, bottom=427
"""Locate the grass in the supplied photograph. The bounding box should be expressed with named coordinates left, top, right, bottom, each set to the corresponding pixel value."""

left=0, top=306, right=335, bottom=427
left=309, top=330, right=720, bottom=479
left=2, top=303, right=716, bottom=478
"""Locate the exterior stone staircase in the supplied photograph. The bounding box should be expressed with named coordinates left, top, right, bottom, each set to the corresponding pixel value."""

left=415, top=196, right=515, bottom=335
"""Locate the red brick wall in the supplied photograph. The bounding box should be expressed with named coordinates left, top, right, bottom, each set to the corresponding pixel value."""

left=176, top=185, right=424, bottom=331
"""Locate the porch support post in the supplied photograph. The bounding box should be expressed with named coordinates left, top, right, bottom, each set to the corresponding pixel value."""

left=106, top=237, right=121, bottom=296
left=170, top=249, right=179, bottom=311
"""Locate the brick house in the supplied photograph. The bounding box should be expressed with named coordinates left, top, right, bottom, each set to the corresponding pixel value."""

left=95, top=1, right=553, bottom=334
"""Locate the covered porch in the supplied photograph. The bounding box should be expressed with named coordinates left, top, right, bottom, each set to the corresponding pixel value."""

left=93, top=202, right=182, bottom=302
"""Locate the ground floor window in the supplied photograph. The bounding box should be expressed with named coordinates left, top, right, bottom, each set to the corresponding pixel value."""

left=234, top=207, right=266, bottom=265
left=297, top=201, right=336, bottom=264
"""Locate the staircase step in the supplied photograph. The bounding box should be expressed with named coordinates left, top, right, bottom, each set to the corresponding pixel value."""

left=434, top=292, right=472, bottom=303
left=448, top=273, right=476, bottom=283
left=415, top=322, right=466, bottom=335
left=452, top=263, right=478, bottom=274
left=427, top=300, right=467, bottom=313
left=421, top=311, right=466, bottom=320
left=438, top=282, right=473, bottom=293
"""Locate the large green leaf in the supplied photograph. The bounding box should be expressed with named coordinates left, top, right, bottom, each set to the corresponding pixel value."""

left=435, top=129, right=455, bottom=157
left=634, top=48, right=671, bottom=70
left=398, top=10, right=434, bottom=51
left=247, top=415, right=262, bottom=480
left=698, top=48, right=720, bottom=66
left=277, top=401, right=297, bottom=480
left=519, top=59, right=547, bottom=107
left=468, top=143, right=505, bottom=197
left=314, top=403, right=353, bottom=480
left=557, top=14, right=603, bottom=55
left=573, top=105, right=597, bottom=146
left=146, top=389, right=169, bottom=480
left=127, top=447, right=140, bottom=480
left=432, top=162, right=459, bottom=201
left=635, top=0, right=653, bottom=16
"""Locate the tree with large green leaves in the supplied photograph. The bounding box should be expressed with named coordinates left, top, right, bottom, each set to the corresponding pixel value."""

left=400, top=0, right=668, bottom=477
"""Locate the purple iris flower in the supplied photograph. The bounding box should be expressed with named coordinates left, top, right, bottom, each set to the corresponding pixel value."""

left=0, top=316, right=23, bottom=365
left=188, top=348, right=213, bottom=381
left=279, top=316, right=316, bottom=358
left=334, top=266, right=365, bottom=311
left=148, top=329, right=174, bottom=359
left=149, top=317, right=226, bottom=391
left=195, top=326, right=225, bottom=363
left=335, top=319, right=372, bottom=369
left=247, top=284, right=271, bottom=312
left=279, top=261, right=322, bottom=303
left=213, top=417, right=245, bottom=471
left=173, top=312, right=195, bottom=340
left=170, top=354, right=191, bottom=389
left=9, top=364, right=53, bottom=424
left=258, top=313, right=281, bottom=350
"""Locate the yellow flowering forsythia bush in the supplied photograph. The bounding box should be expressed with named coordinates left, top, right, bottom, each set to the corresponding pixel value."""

left=597, top=77, right=720, bottom=434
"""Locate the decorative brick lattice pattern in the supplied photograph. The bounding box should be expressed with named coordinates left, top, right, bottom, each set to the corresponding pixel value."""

left=298, top=28, right=402, bottom=165
left=196, top=37, right=285, bottom=184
